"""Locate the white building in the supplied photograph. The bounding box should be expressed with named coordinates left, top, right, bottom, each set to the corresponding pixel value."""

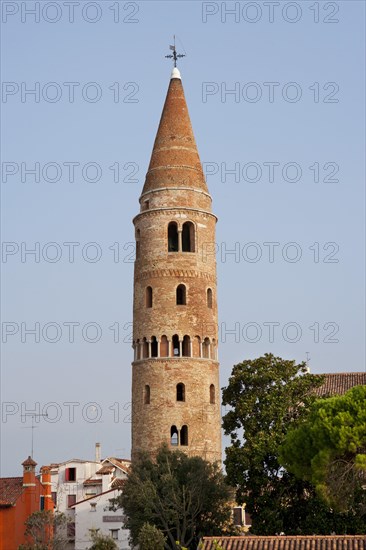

left=72, top=487, right=131, bottom=549
left=46, top=444, right=131, bottom=549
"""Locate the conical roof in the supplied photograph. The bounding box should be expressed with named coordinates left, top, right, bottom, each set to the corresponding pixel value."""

left=22, top=456, right=37, bottom=467
left=141, top=68, right=209, bottom=196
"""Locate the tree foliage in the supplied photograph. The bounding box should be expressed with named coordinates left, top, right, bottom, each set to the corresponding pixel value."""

left=18, top=510, right=67, bottom=550
left=280, top=385, right=366, bottom=513
left=87, top=530, right=118, bottom=550
left=222, top=354, right=366, bottom=534
left=109, top=444, right=232, bottom=549
left=222, top=354, right=324, bottom=506
left=221, top=354, right=334, bottom=533
left=137, top=523, right=166, bottom=550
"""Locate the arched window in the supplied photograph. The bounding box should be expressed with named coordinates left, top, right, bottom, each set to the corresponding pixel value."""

left=176, top=383, right=185, bottom=402
left=202, top=338, right=210, bottom=359
left=144, top=385, right=150, bottom=404
left=142, top=338, right=149, bottom=359
left=160, top=335, right=169, bottom=357
left=151, top=336, right=158, bottom=358
left=136, top=229, right=140, bottom=259
left=168, top=222, right=179, bottom=252
left=207, top=288, right=212, bottom=308
left=136, top=339, right=140, bottom=360
left=146, top=286, right=153, bottom=308
left=182, top=222, right=195, bottom=252
left=210, top=384, right=215, bottom=404
left=193, top=336, right=201, bottom=358
left=171, top=425, right=178, bottom=446
left=172, top=334, right=180, bottom=357
left=176, top=284, right=186, bottom=306
left=182, top=335, right=191, bottom=357
left=180, top=425, right=188, bottom=446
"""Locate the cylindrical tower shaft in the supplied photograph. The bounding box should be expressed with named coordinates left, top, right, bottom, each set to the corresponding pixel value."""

left=131, top=68, right=221, bottom=463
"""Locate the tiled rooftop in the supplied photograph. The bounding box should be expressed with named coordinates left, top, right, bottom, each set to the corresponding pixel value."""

left=315, top=372, right=366, bottom=397
left=0, top=477, right=23, bottom=507
left=200, top=536, right=366, bottom=550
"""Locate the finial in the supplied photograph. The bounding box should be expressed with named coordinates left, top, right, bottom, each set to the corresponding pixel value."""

left=165, top=35, right=185, bottom=68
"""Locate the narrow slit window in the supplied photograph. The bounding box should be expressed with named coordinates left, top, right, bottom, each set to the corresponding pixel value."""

left=136, top=229, right=140, bottom=259
left=207, top=288, right=213, bottom=308
left=176, top=383, right=185, bottom=402
left=146, top=286, right=153, bottom=308
left=144, top=385, right=150, bottom=404
left=210, top=384, right=215, bottom=404
left=176, top=284, right=186, bottom=305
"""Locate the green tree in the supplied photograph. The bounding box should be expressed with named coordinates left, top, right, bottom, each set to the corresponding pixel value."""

left=88, top=530, right=117, bottom=550
left=137, top=523, right=166, bottom=550
left=280, top=385, right=366, bottom=514
left=18, top=510, right=67, bottom=550
left=109, top=444, right=232, bottom=549
left=222, top=353, right=325, bottom=533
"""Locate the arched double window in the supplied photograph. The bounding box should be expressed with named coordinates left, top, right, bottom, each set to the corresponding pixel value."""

left=176, top=284, right=186, bottom=305
left=182, top=222, right=195, bottom=252
left=168, top=222, right=179, bottom=252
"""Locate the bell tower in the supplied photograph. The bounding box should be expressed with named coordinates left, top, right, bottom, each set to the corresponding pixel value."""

left=131, top=65, right=221, bottom=463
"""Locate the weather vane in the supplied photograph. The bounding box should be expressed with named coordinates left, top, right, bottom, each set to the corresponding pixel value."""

left=165, top=35, right=185, bottom=68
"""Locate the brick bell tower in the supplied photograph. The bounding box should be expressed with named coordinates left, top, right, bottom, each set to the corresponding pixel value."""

left=131, top=64, right=221, bottom=463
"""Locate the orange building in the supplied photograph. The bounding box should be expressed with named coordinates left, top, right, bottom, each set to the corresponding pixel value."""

left=0, top=457, right=53, bottom=550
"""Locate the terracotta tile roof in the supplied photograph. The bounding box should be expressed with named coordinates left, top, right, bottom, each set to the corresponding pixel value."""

left=111, top=478, right=126, bottom=489
left=83, top=478, right=102, bottom=486
left=96, top=465, right=114, bottom=475
left=0, top=477, right=23, bottom=507
left=315, top=372, right=366, bottom=397
left=200, top=536, right=366, bottom=550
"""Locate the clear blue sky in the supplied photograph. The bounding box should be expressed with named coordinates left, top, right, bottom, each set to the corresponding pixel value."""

left=1, top=1, right=365, bottom=476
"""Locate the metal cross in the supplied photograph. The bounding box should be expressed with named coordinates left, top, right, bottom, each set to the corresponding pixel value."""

left=165, top=35, right=185, bottom=68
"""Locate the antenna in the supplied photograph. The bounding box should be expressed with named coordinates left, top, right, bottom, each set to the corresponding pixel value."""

left=165, top=35, right=186, bottom=68
left=21, top=412, right=48, bottom=458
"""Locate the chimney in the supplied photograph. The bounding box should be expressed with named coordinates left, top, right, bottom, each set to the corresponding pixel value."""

left=95, top=442, right=101, bottom=462
left=22, top=456, right=37, bottom=518
left=22, top=456, right=37, bottom=488
left=41, top=466, right=53, bottom=511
